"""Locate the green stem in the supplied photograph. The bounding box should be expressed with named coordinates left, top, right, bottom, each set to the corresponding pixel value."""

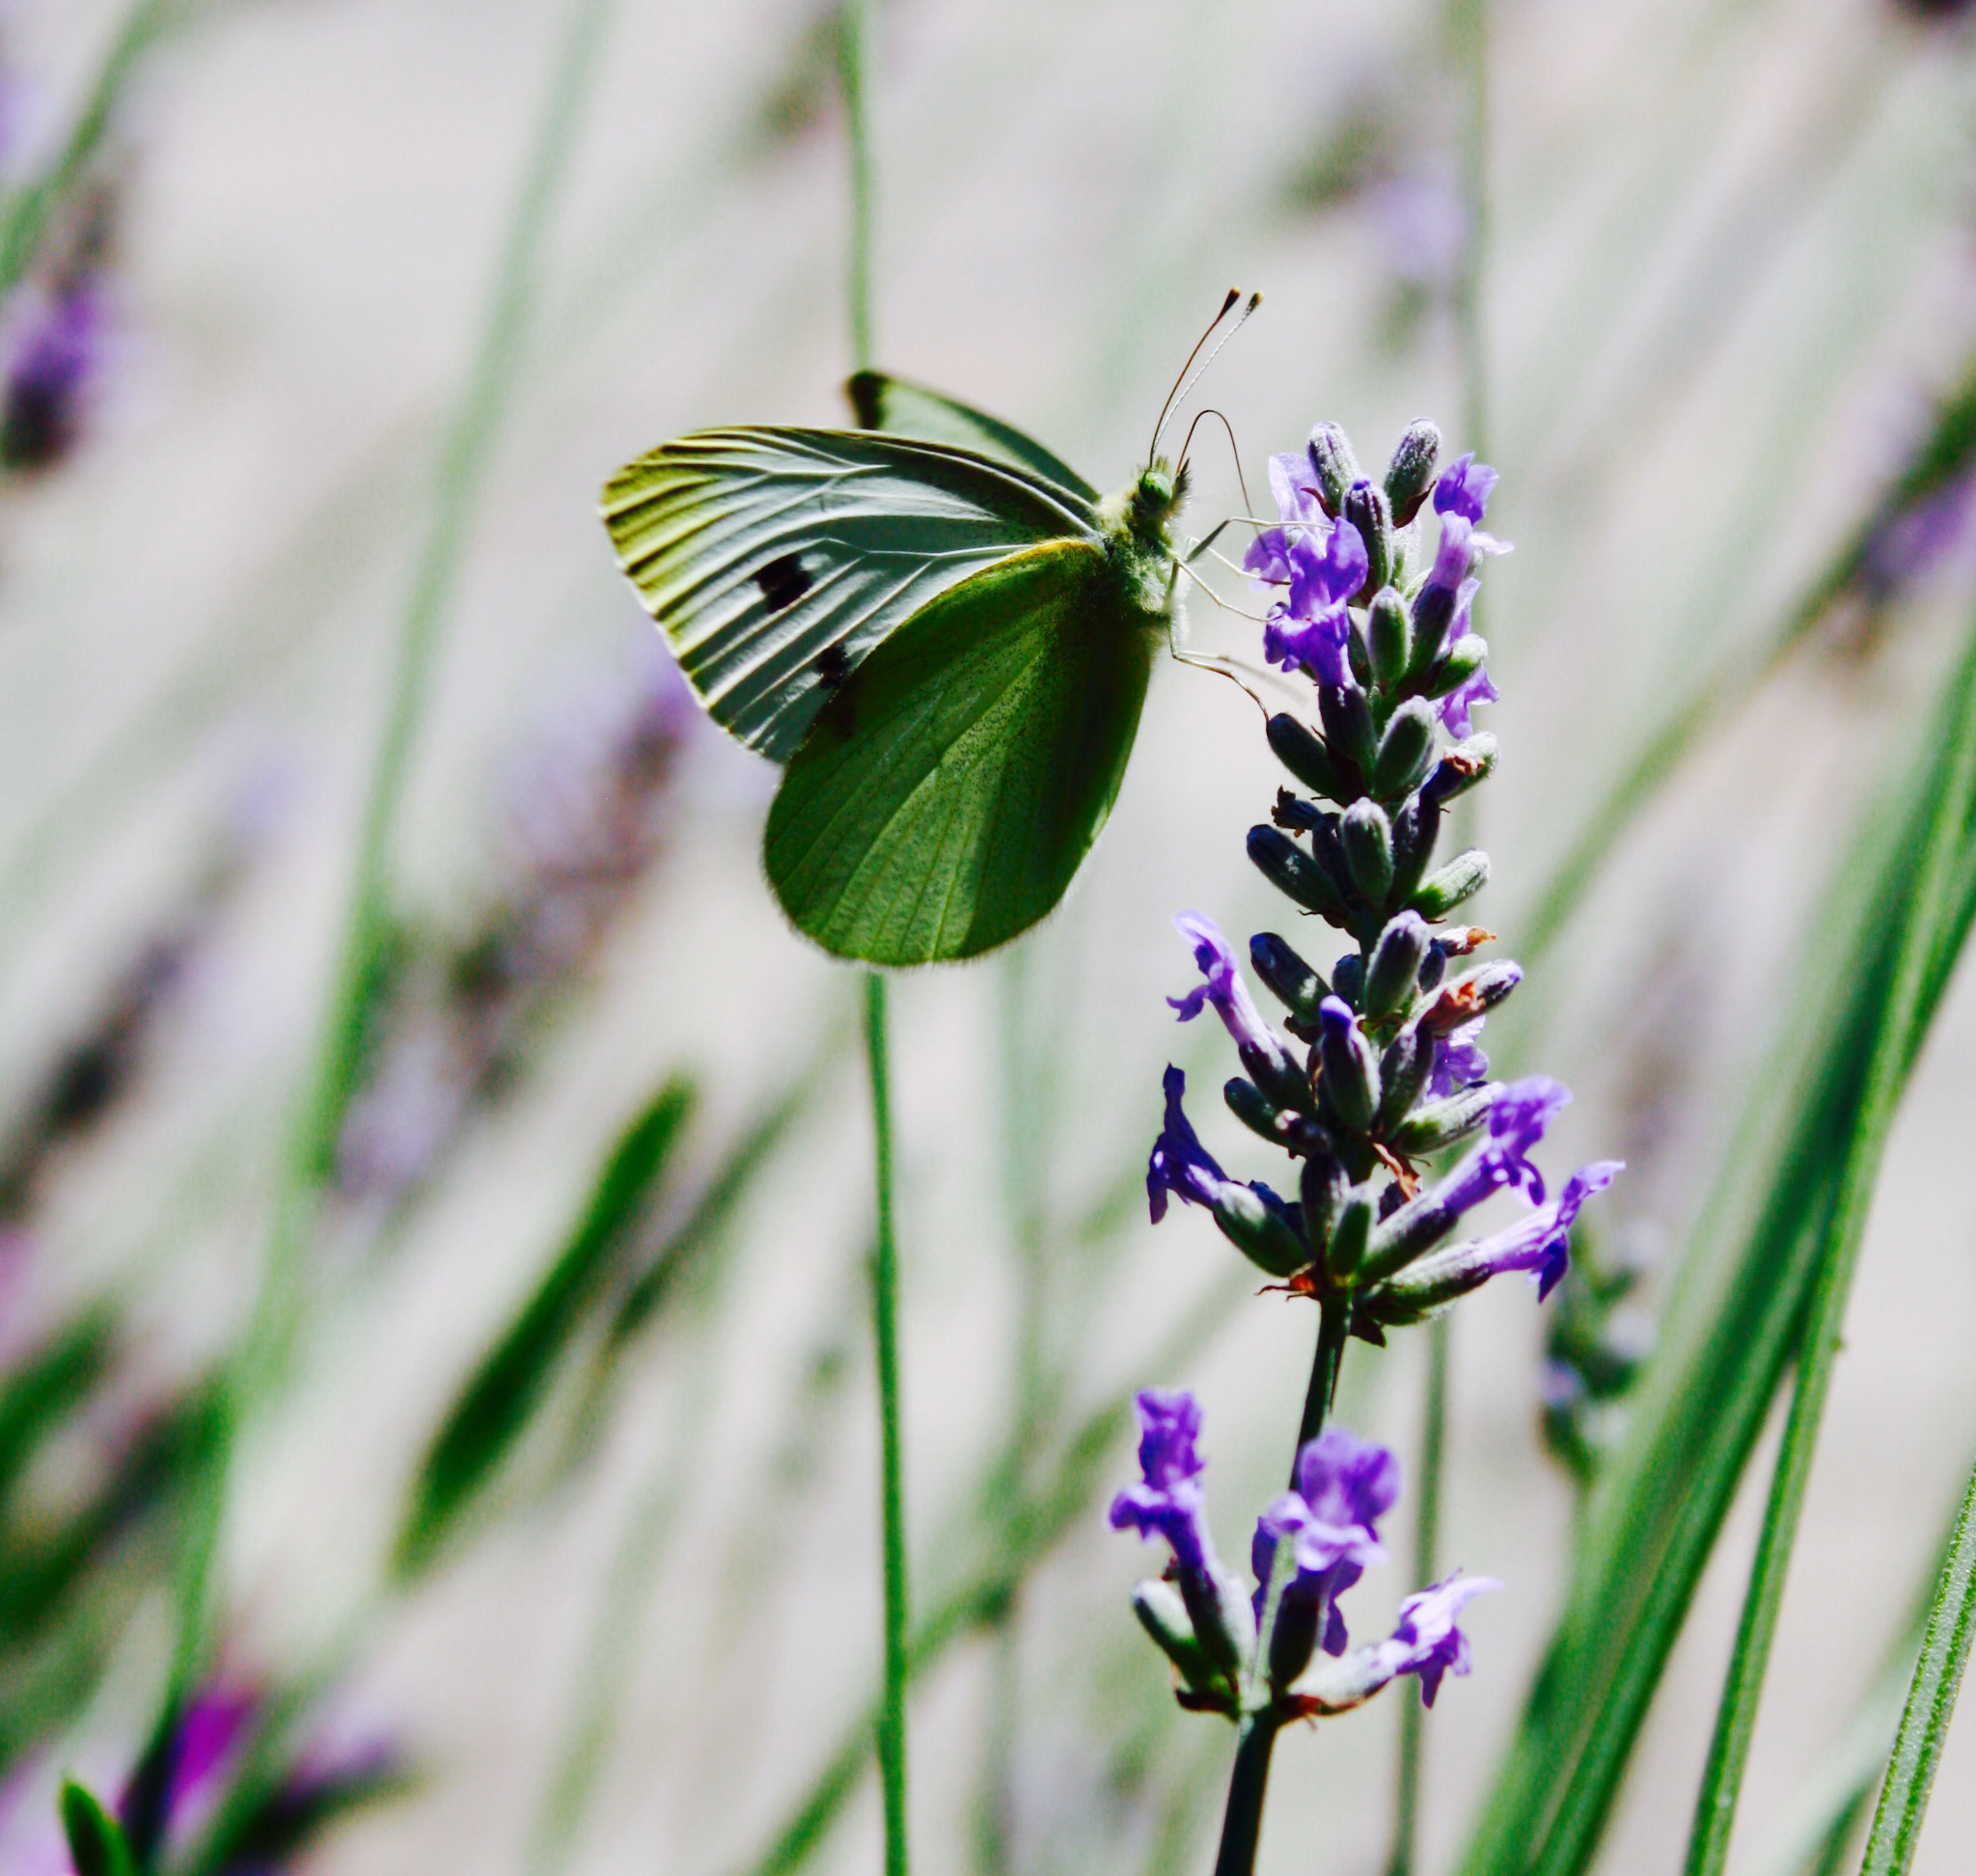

left=1294, top=1298, right=1352, bottom=1471
left=1859, top=1453, right=1976, bottom=1874
left=837, top=0, right=878, bottom=372
left=1211, top=1718, right=1283, bottom=1876
left=1680, top=616, right=1976, bottom=1876
left=157, top=0, right=616, bottom=1746
left=865, top=976, right=909, bottom=1876
left=1389, top=1313, right=1449, bottom=1876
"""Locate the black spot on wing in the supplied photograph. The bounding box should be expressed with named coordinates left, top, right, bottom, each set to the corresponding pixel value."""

left=813, top=642, right=851, bottom=691
left=756, top=553, right=811, bottom=614
left=846, top=370, right=886, bottom=430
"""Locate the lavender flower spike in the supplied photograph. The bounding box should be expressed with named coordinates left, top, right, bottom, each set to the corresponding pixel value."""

left=1110, top=1389, right=1218, bottom=1574
left=1168, top=912, right=1282, bottom=1061
left=1378, top=1572, right=1499, bottom=1706
left=1147, top=1065, right=1226, bottom=1223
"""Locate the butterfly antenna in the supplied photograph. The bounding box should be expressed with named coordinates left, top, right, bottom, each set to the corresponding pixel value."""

left=1151, top=290, right=1262, bottom=460
left=1176, top=406, right=1254, bottom=519
left=1148, top=290, right=1239, bottom=462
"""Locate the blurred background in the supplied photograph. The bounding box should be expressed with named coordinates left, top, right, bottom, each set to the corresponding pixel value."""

left=6, top=1, right=1976, bottom=1872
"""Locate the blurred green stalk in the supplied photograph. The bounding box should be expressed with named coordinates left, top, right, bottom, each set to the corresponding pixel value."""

left=157, top=0, right=618, bottom=1757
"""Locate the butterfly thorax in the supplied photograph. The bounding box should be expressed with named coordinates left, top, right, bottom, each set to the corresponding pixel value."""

left=1098, top=456, right=1189, bottom=618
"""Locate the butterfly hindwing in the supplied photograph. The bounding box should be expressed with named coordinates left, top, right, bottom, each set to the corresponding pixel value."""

left=845, top=372, right=1100, bottom=503
left=602, top=428, right=1099, bottom=761
left=763, top=540, right=1161, bottom=965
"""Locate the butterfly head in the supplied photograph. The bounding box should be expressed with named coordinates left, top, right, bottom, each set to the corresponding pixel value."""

left=1111, top=456, right=1190, bottom=555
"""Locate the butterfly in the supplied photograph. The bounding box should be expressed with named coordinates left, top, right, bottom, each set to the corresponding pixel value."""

left=600, top=296, right=1255, bottom=966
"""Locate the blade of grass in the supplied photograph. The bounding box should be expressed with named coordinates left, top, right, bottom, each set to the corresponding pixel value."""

left=1857, top=1450, right=1976, bottom=1872
left=393, top=1078, right=695, bottom=1575
left=1459, top=601, right=1976, bottom=1876
left=0, top=0, right=179, bottom=304
left=158, top=0, right=618, bottom=1740
left=1680, top=593, right=1976, bottom=1876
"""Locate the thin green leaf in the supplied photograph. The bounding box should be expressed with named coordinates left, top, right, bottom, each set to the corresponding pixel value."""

left=1680, top=584, right=1976, bottom=1876
left=1858, top=1455, right=1976, bottom=1873
left=394, top=1077, right=695, bottom=1575
left=1460, top=604, right=1976, bottom=1876
left=60, top=1779, right=137, bottom=1876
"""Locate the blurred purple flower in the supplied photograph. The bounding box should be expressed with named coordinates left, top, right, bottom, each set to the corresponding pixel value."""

left=1, top=273, right=102, bottom=473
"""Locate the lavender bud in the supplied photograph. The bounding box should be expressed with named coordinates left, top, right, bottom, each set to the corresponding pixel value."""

left=1420, top=733, right=1496, bottom=809
left=1428, top=635, right=1489, bottom=700
left=1364, top=913, right=1430, bottom=1020
left=1389, top=794, right=1443, bottom=903
left=1267, top=713, right=1345, bottom=800
left=1249, top=825, right=1349, bottom=922
left=1301, top=1149, right=1348, bottom=1248
left=1327, top=1185, right=1375, bottom=1283
left=1367, top=587, right=1411, bottom=691
left=1306, top=422, right=1362, bottom=512
left=1178, top=1562, right=1257, bottom=1677
left=1420, top=960, right=1523, bottom=1032
left=1391, top=1085, right=1496, bottom=1154
left=1225, top=1076, right=1285, bottom=1146
left=1213, top=1185, right=1311, bottom=1279
left=1411, top=848, right=1490, bottom=921
left=1385, top=420, right=1442, bottom=525
left=1134, top=1580, right=1219, bottom=1689
left=1341, top=800, right=1395, bottom=903
left=1346, top=615, right=1373, bottom=688
left=1269, top=1588, right=1322, bottom=1690
left=1376, top=1022, right=1432, bottom=1128
left=1250, top=932, right=1330, bottom=1028
left=1317, top=998, right=1382, bottom=1131
left=1318, top=682, right=1378, bottom=784
left=1239, top=1038, right=1311, bottom=1114
left=1331, top=952, right=1364, bottom=1008
left=1373, top=699, right=1438, bottom=800
left=1342, top=480, right=1395, bottom=600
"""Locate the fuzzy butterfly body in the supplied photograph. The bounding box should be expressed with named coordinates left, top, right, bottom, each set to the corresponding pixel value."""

left=602, top=372, right=1187, bottom=965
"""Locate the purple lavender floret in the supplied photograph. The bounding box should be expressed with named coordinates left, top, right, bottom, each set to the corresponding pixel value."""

left=1428, top=1016, right=1491, bottom=1097
left=1430, top=1074, right=1570, bottom=1220
left=1246, top=463, right=1370, bottom=687
left=1146, top=1066, right=1227, bottom=1223
left=1433, top=452, right=1498, bottom=525
left=1252, top=1427, right=1398, bottom=1653
left=1439, top=663, right=1500, bottom=737
left=1463, top=1159, right=1626, bottom=1300
left=1110, top=1388, right=1218, bottom=1574
left=1169, top=912, right=1281, bottom=1061
left=1376, top=1572, right=1499, bottom=1706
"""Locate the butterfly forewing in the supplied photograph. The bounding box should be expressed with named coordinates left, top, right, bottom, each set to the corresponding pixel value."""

left=602, top=427, right=1099, bottom=761
left=763, top=541, right=1161, bottom=965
